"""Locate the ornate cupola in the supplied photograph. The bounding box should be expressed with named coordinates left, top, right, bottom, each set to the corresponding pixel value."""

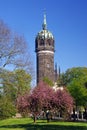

left=35, top=14, right=55, bottom=84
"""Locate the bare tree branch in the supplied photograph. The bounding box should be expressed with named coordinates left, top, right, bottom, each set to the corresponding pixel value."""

left=0, top=20, right=34, bottom=79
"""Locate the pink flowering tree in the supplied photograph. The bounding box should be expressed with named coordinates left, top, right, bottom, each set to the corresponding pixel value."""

left=17, top=81, right=55, bottom=122
left=28, top=81, right=55, bottom=122
left=16, top=93, right=30, bottom=117
left=54, top=88, right=74, bottom=120
left=17, top=82, right=74, bottom=122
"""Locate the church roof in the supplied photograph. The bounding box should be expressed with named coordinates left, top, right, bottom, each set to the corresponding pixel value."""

left=36, top=14, right=54, bottom=40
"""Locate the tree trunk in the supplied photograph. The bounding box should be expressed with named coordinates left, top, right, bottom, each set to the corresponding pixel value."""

left=34, top=115, right=36, bottom=123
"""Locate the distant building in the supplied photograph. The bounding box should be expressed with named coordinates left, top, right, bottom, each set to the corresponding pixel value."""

left=35, top=14, right=58, bottom=84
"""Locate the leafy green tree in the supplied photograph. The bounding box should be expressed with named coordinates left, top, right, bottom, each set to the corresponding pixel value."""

left=0, top=69, right=31, bottom=119
left=0, top=69, right=15, bottom=101
left=14, top=69, right=31, bottom=96
left=0, top=95, right=16, bottom=119
left=0, top=19, right=33, bottom=119
left=0, top=69, right=31, bottom=98
left=60, top=67, right=87, bottom=109
left=43, top=77, right=54, bottom=87
left=61, top=67, right=87, bottom=86
left=68, top=79, right=87, bottom=107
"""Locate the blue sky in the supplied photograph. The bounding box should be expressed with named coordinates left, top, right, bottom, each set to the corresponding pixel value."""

left=0, top=0, right=87, bottom=75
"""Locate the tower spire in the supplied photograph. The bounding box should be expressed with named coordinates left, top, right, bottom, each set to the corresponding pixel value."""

left=58, top=66, right=60, bottom=78
left=55, top=63, right=58, bottom=82
left=42, top=12, right=47, bottom=30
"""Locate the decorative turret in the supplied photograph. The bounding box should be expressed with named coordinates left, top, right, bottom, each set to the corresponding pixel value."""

left=35, top=14, right=54, bottom=53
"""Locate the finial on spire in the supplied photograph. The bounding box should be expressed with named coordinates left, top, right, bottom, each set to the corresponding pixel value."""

left=42, top=11, right=47, bottom=30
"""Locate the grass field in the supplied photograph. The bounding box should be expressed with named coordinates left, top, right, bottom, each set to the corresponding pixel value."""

left=0, top=118, right=87, bottom=130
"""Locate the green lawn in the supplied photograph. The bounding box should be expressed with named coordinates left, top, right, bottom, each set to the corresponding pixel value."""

left=0, top=118, right=87, bottom=130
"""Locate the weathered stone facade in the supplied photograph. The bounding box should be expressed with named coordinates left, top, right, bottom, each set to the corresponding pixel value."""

left=35, top=14, right=55, bottom=84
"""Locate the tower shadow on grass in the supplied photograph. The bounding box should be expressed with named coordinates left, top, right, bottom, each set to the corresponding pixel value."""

left=0, top=124, right=87, bottom=130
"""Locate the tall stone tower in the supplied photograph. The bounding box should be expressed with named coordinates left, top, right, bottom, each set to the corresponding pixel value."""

left=35, top=14, right=55, bottom=84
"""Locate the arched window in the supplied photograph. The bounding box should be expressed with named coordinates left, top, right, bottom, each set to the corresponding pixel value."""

left=40, top=39, right=44, bottom=46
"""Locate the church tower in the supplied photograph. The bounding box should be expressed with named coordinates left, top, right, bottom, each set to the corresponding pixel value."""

left=35, top=14, right=55, bottom=84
